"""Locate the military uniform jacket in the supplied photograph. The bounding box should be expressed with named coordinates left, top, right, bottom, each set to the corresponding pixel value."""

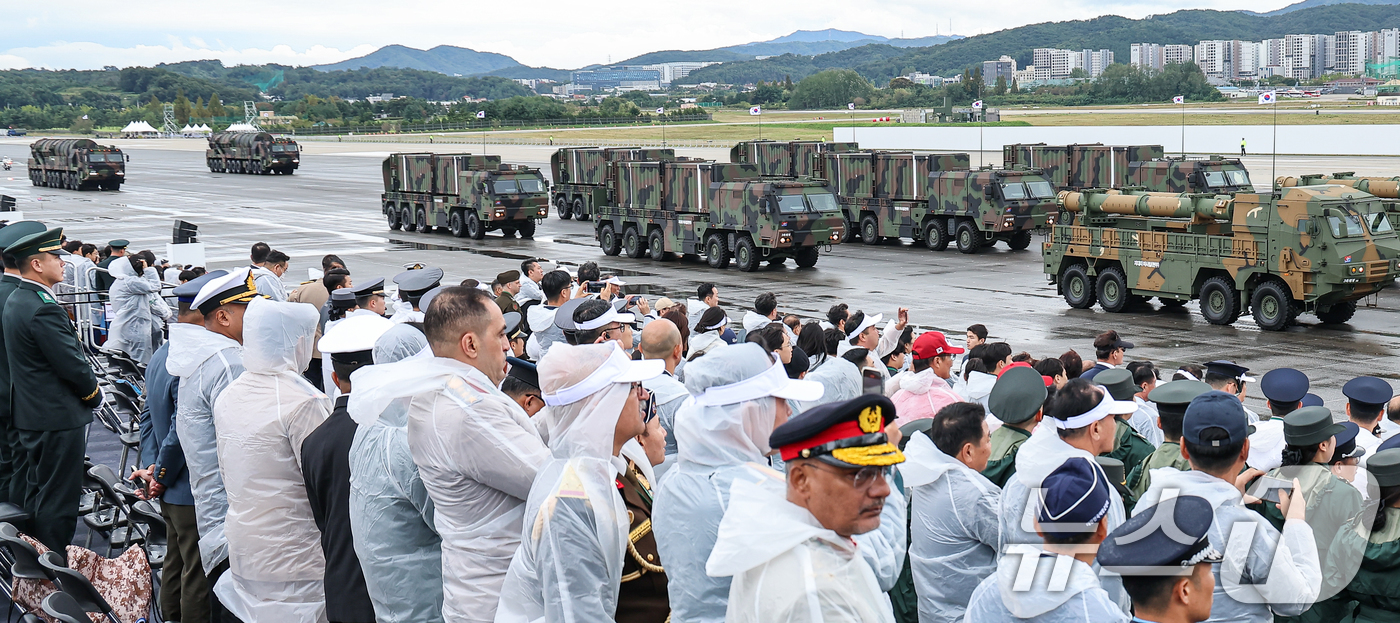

left=1105, top=419, right=1154, bottom=475
left=1256, top=463, right=1368, bottom=623
left=1344, top=508, right=1400, bottom=623
left=981, top=425, right=1030, bottom=488
left=616, top=460, right=669, bottom=623
left=94, top=256, right=116, bottom=292
left=3, top=280, right=101, bottom=431
left=496, top=291, right=521, bottom=316
left=1126, top=441, right=1190, bottom=499
left=0, top=274, right=22, bottom=422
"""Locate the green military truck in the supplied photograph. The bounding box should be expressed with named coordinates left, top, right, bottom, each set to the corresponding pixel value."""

left=593, top=159, right=844, bottom=271
left=383, top=152, right=549, bottom=239
left=27, top=138, right=125, bottom=190
left=1045, top=186, right=1400, bottom=330
left=1004, top=143, right=1252, bottom=194
left=206, top=132, right=300, bottom=175
left=550, top=147, right=675, bottom=220
left=1278, top=173, right=1400, bottom=229
left=729, top=139, right=860, bottom=178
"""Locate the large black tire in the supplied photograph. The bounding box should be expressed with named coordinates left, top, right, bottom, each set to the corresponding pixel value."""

left=795, top=247, right=819, bottom=268
left=734, top=236, right=759, bottom=272
left=448, top=210, right=466, bottom=238
left=1007, top=231, right=1033, bottom=251
left=1062, top=264, right=1097, bottom=309
left=572, top=198, right=589, bottom=221
left=400, top=207, right=413, bottom=231
left=955, top=220, right=981, bottom=254
left=1096, top=266, right=1130, bottom=313
left=1316, top=301, right=1357, bottom=324
left=648, top=230, right=667, bottom=261
left=387, top=208, right=402, bottom=231
left=623, top=226, right=646, bottom=258
left=501, top=227, right=517, bottom=238
left=1199, top=276, right=1241, bottom=325
left=415, top=208, right=432, bottom=234
left=555, top=195, right=572, bottom=220
left=860, top=215, right=881, bottom=245
left=466, top=211, right=485, bottom=240
left=1251, top=281, right=1294, bottom=331
left=706, top=234, right=730, bottom=269
left=518, top=220, right=536, bottom=239
left=600, top=224, right=621, bottom=256
left=923, top=220, right=949, bottom=251
left=769, top=256, right=787, bottom=266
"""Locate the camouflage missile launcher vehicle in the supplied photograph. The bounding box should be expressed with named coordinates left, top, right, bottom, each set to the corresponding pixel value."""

left=1044, top=186, right=1400, bottom=330
left=550, top=147, right=676, bottom=220
left=1278, top=173, right=1400, bottom=229
left=27, top=138, right=125, bottom=190
left=593, top=159, right=844, bottom=271
left=383, top=152, right=549, bottom=239
left=206, top=132, right=300, bottom=175
left=1004, top=143, right=1252, bottom=194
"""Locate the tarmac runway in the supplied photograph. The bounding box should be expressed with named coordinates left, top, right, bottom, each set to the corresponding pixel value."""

left=1, top=137, right=1397, bottom=412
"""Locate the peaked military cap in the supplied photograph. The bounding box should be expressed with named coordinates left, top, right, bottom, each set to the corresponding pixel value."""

left=1380, top=433, right=1400, bottom=454
left=1096, top=368, right=1138, bottom=402
left=503, top=311, right=524, bottom=340
left=1097, top=495, right=1221, bottom=573
left=321, top=313, right=394, bottom=373
left=1095, top=456, right=1132, bottom=500
left=1282, top=406, right=1345, bottom=446
left=1302, top=393, right=1324, bottom=408
left=351, top=277, right=386, bottom=298
left=330, top=289, right=357, bottom=309
left=1204, top=360, right=1255, bottom=383
left=506, top=356, right=539, bottom=390
left=771, top=394, right=905, bottom=468
left=1148, top=380, right=1211, bottom=411
left=418, top=285, right=446, bottom=312
left=1328, top=422, right=1366, bottom=463
left=394, top=267, right=443, bottom=296
left=988, top=366, right=1047, bottom=425
left=1343, top=376, right=1394, bottom=408
left=172, top=269, right=229, bottom=304
left=1260, top=368, right=1309, bottom=404
left=1369, top=449, right=1400, bottom=487
left=5, top=227, right=68, bottom=259
left=192, top=266, right=263, bottom=316
left=0, top=221, right=47, bottom=251
left=108, top=239, right=129, bottom=248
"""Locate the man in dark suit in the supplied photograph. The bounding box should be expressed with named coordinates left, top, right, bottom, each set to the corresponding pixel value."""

left=1079, top=330, right=1133, bottom=382
left=3, top=227, right=104, bottom=556
left=0, top=221, right=48, bottom=506
left=92, top=238, right=127, bottom=293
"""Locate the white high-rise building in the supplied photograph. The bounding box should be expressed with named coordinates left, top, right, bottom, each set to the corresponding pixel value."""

left=1331, top=31, right=1373, bottom=75
left=1131, top=43, right=1164, bottom=70
left=1284, top=34, right=1324, bottom=79
left=1033, top=47, right=1111, bottom=79
left=1164, top=45, right=1194, bottom=66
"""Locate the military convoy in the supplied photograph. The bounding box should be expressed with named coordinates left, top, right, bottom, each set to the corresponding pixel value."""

left=1043, top=186, right=1400, bottom=330
left=1004, top=143, right=1253, bottom=194
left=550, top=147, right=675, bottom=220
left=206, top=132, right=300, bottom=175
left=27, top=138, right=125, bottom=190
left=593, top=158, right=844, bottom=270
left=382, top=152, right=549, bottom=239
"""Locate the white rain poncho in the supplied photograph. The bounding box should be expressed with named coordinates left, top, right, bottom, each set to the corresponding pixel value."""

left=653, top=344, right=797, bottom=623
left=687, top=331, right=727, bottom=361
left=963, top=546, right=1128, bottom=623
left=211, top=297, right=330, bottom=622
left=850, top=470, right=906, bottom=592
left=959, top=370, right=998, bottom=411
left=795, top=355, right=861, bottom=412
left=166, top=321, right=244, bottom=575
left=901, top=432, right=1002, bottom=623
left=742, top=310, right=773, bottom=334
left=350, top=348, right=550, bottom=623
left=643, top=371, right=688, bottom=458
left=707, top=475, right=896, bottom=623
left=1129, top=397, right=1164, bottom=447
left=250, top=265, right=287, bottom=301
left=496, top=343, right=663, bottom=623
left=1135, top=468, right=1321, bottom=622
left=106, top=260, right=170, bottom=363
left=525, top=305, right=564, bottom=360
left=348, top=325, right=444, bottom=623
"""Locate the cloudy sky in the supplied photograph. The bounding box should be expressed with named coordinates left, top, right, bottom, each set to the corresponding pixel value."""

left=2, top=0, right=1295, bottom=71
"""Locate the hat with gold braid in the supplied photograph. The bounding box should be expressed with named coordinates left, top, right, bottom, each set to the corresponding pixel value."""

left=770, top=394, right=905, bottom=468
left=191, top=266, right=265, bottom=316
left=4, top=227, right=69, bottom=259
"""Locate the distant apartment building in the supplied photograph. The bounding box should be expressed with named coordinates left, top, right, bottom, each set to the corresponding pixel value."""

left=570, top=68, right=662, bottom=92
left=630, top=61, right=721, bottom=85
left=982, top=56, right=1017, bottom=86
left=1130, top=43, right=1195, bottom=70
left=902, top=72, right=945, bottom=86
left=1032, top=48, right=1113, bottom=80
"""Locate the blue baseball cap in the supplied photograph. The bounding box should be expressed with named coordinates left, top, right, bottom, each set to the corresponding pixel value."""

left=1037, top=457, right=1112, bottom=529
left=1183, top=390, right=1254, bottom=447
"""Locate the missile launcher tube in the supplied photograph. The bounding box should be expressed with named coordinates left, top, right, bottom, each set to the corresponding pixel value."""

left=1058, top=190, right=1231, bottom=220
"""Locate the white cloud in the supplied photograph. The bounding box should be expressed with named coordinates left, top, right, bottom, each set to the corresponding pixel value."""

left=0, top=41, right=380, bottom=70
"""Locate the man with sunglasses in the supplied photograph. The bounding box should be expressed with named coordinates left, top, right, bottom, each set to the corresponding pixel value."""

left=707, top=394, right=904, bottom=623
left=560, top=297, right=639, bottom=354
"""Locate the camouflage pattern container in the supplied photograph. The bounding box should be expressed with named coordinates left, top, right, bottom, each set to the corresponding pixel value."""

left=1279, top=173, right=1400, bottom=229
left=613, top=161, right=664, bottom=211
left=1005, top=143, right=1260, bottom=194
left=383, top=152, right=547, bottom=240
left=730, top=141, right=793, bottom=177
left=912, top=169, right=1058, bottom=253
left=661, top=162, right=761, bottom=212
left=791, top=141, right=859, bottom=177
left=205, top=131, right=300, bottom=175
left=1127, top=157, right=1252, bottom=194
left=1044, top=186, right=1400, bottom=330
left=430, top=153, right=502, bottom=195
left=550, top=147, right=676, bottom=221
left=27, top=138, right=125, bottom=191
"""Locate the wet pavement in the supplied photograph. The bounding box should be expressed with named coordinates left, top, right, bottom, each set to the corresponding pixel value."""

left=1, top=138, right=1397, bottom=411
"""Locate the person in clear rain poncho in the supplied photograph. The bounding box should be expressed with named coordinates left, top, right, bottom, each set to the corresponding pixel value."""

left=349, top=286, right=549, bottom=623
left=211, top=297, right=331, bottom=622
left=652, top=343, right=825, bottom=623
left=346, top=323, right=444, bottom=623
left=106, top=254, right=170, bottom=363
left=495, top=342, right=665, bottom=622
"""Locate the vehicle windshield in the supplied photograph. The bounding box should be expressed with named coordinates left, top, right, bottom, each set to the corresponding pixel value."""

left=88, top=154, right=107, bottom=163
left=1025, top=179, right=1056, bottom=199
left=806, top=192, right=840, bottom=213
left=1366, top=210, right=1393, bottom=234
left=515, top=178, right=545, bottom=193
left=775, top=194, right=807, bottom=214
left=1203, top=171, right=1229, bottom=187
left=999, top=182, right=1028, bottom=200
left=1226, top=170, right=1251, bottom=186
left=492, top=179, right=520, bottom=194
left=1328, top=213, right=1368, bottom=238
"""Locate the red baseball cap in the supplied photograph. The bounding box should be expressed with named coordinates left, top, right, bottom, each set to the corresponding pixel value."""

left=911, top=332, right=964, bottom=359
left=998, top=361, right=1055, bottom=387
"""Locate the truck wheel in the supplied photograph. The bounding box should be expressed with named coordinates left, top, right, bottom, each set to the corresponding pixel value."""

left=648, top=230, right=667, bottom=261
left=1251, top=281, right=1293, bottom=331
left=415, top=208, right=432, bottom=234
left=1316, top=301, right=1357, bottom=324
left=795, top=247, right=819, bottom=268
left=706, top=234, right=730, bottom=268
left=400, top=207, right=413, bottom=230
left=388, top=208, right=402, bottom=231
left=466, top=212, right=485, bottom=240
left=501, top=227, right=517, bottom=238
left=769, top=256, right=787, bottom=266
left=1096, top=266, right=1130, bottom=313
left=1007, top=231, right=1033, bottom=251
left=555, top=195, right=572, bottom=220
left=448, top=211, right=466, bottom=237
left=955, top=220, right=981, bottom=254
left=922, top=220, right=949, bottom=251
left=861, top=216, right=881, bottom=245
left=518, top=220, right=536, bottom=239
left=572, top=198, right=589, bottom=221
left=623, top=226, right=646, bottom=258
left=1061, top=265, right=1097, bottom=309
left=600, top=224, right=621, bottom=256
left=735, top=236, right=759, bottom=272
left=1198, top=277, right=1241, bottom=325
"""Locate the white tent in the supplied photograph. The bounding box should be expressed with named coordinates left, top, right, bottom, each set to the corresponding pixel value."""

left=224, top=123, right=260, bottom=133
left=121, top=120, right=159, bottom=135
left=180, top=124, right=195, bottom=134
left=197, top=124, right=212, bottom=133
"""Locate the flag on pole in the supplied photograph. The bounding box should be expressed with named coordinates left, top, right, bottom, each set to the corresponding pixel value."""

left=847, top=103, right=856, bottom=110
left=749, top=106, right=762, bottom=116
left=475, top=110, right=486, bottom=119
left=1258, top=91, right=1276, bottom=105
left=971, top=100, right=983, bottom=110
left=656, top=107, right=664, bottom=114
left=1172, top=96, right=1184, bottom=104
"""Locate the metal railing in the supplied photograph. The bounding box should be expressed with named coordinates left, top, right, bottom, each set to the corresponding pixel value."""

left=285, top=114, right=712, bottom=136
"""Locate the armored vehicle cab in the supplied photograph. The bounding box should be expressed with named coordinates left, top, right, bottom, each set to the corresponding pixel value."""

left=28, top=138, right=125, bottom=190
left=920, top=168, right=1059, bottom=253
left=206, top=132, right=299, bottom=175
left=1126, top=156, right=1253, bottom=194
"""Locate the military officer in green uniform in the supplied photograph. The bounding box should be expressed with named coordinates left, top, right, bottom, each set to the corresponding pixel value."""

left=0, top=221, right=48, bottom=506
left=1127, top=380, right=1210, bottom=498
left=981, top=366, right=1047, bottom=487
left=3, top=227, right=104, bottom=556
left=1096, top=368, right=1156, bottom=472
left=1343, top=447, right=1400, bottom=622
left=92, top=238, right=127, bottom=292
left=495, top=270, right=521, bottom=316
